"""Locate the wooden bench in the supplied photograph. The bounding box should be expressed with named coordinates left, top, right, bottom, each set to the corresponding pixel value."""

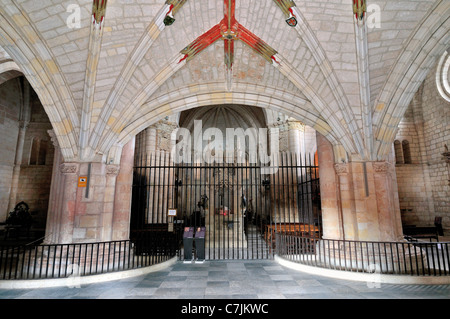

left=265, top=223, right=320, bottom=254
left=403, top=225, right=439, bottom=242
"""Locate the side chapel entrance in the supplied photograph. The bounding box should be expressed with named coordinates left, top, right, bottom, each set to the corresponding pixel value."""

left=130, top=150, right=321, bottom=260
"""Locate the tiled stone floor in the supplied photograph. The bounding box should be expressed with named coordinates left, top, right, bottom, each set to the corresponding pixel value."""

left=0, top=259, right=449, bottom=300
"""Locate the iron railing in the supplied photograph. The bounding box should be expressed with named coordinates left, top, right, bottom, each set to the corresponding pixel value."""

left=0, top=234, right=180, bottom=280
left=275, top=233, right=450, bottom=276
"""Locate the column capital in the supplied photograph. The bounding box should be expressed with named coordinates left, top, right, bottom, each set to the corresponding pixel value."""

left=287, top=120, right=305, bottom=132
left=60, top=162, right=79, bottom=174
left=373, top=161, right=391, bottom=174
left=334, top=163, right=348, bottom=176
left=106, top=164, right=120, bottom=176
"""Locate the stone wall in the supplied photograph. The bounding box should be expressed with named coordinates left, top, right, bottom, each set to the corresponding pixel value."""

left=394, top=91, right=430, bottom=225
left=396, top=164, right=430, bottom=225
left=395, top=63, right=450, bottom=232
left=421, top=63, right=450, bottom=231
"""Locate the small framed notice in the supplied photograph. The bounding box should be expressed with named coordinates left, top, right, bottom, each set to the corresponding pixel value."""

left=168, top=208, right=177, bottom=217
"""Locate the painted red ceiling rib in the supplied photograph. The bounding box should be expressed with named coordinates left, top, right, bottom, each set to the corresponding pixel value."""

left=273, top=0, right=298, bottom=26
left=92, top=0, right=107, bottom=27
left=179, top=0, right=279, bottom=69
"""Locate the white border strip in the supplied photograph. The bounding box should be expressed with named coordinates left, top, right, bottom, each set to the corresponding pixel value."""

left=0, top=257, right=177, bottom=289
left=275, top=255, right=450, bottom=285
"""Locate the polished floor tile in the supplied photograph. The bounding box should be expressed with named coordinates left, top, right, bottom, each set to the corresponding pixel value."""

left=0, top=259, right=449, bottom=300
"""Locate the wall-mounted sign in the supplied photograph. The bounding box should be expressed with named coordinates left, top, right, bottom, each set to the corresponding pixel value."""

left=168, top=208, right=177, bottom=217
left=78, top=176, right=87, bottom=187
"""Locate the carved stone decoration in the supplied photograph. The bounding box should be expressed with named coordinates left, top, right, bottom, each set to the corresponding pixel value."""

left=60, top=163, right=79, bottom=174
left=287, top=120, right=305, bottom=132
left=47, top=129, right=60, bottom=148
left=106, top=164, right=120, bottom=176
left=373, top=162, right=390, bottom=174
left=334, top=163, right=348, bottom=176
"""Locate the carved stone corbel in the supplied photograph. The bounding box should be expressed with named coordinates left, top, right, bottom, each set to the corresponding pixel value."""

left=60, top=163, right=79, bottom=174
left=373, top=162, right=390, bottom=175
left=334, top=163, right=348, bottom=176
left=106, top=164, right=120, bottom=176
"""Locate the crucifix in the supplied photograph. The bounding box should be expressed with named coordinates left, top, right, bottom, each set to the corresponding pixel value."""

left=178, top=0, right=279, bottom=90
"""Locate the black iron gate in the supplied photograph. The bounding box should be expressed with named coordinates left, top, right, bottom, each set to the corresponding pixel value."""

left=130, top=151, right=321, bottom=260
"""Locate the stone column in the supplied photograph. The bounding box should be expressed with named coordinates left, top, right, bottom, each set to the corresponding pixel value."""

left=372, top=162, right=403, bottom=241
left=316, top=133, right=422, bottom=272
left=270, top=121, right=288, bottom=153
left=43, top=137, right=138, bottom=245
left=58, top=162, right=80, bottom=244
left=101, top=164, right=120, bottom=241
left=44, top=130, right=64, bottom=244
left=316, top=132, right=344, bottom=240
left=75, top=162, right=109, bottom=242
left=328, top=160, right=403, bottom=242
left=287, top=120, right=305, bottom=155
left=334, top=163, right=358, bottom=240
left=145, top=126, right=157, bottom=154
left=317, top=132, right=403, bottom=242
left=112, top=138, right=135, bottom=241
left=46, top=161, right=121, bottom=244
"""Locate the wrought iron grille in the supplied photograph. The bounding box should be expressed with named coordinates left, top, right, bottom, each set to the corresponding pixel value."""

left=131, top=150, right=321, bottom=260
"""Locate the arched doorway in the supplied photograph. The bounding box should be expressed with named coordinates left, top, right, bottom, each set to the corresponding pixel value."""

left=0, top=76, right=53, bottom=243
left=130, top=105, right=321, bottom=260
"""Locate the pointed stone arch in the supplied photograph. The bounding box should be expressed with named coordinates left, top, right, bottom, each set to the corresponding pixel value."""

left=96, top=43, right=359, bottom=163
left=0, top=60, right=22, bottom=86
left=0, top=3, right=80, bottom=160
left=105, top=83, right=349, bottom=165
left=373, top=1, right=450, bottom=160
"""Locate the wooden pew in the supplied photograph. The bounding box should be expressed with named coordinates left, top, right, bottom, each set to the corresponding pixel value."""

left=265, top=223, right=320, bottom=244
